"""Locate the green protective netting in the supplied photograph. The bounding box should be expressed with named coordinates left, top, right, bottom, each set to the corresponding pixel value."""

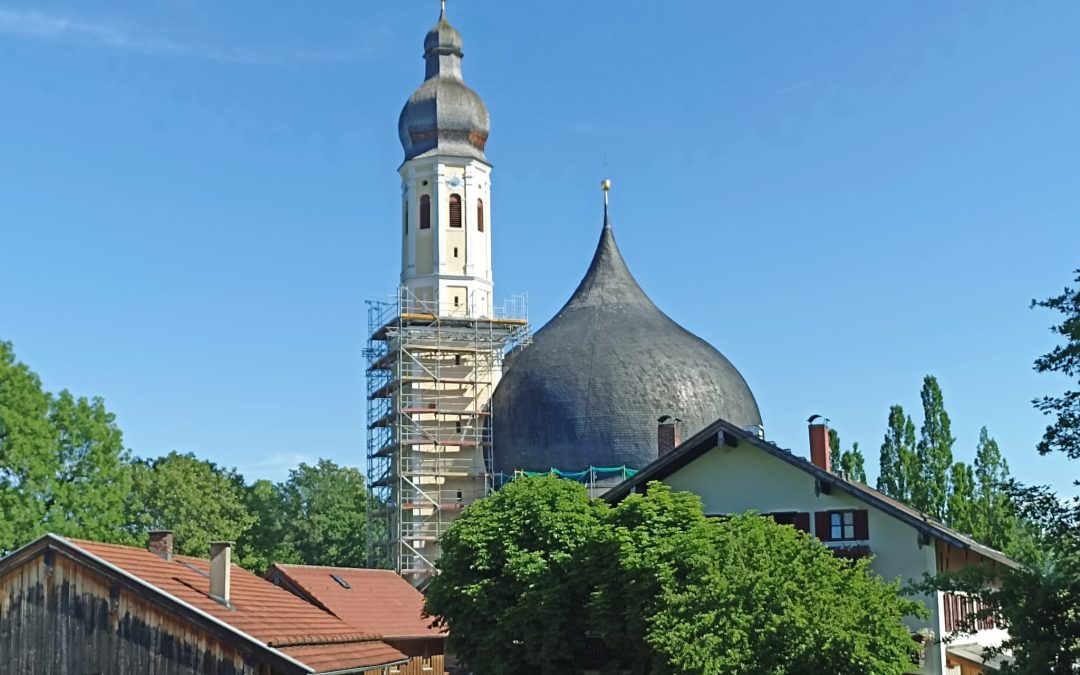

left=493, top=466, right=638, bottom=485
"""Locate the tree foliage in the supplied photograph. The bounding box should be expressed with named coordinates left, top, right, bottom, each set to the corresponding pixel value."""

left=128, top=451, right=256, bottom=558
left=1032, top=269, right=1080, bottom=461
left=914, top=375, right=955, bottom=519
left=877, top=405, right=917, bottom=502
left=278, top=460, right=371, bottom=568
left=0, top=339, right=376, bottom=570
left=426, top=476, right=924, bottom=675
left=925, top=270, right=1080, bottom=673
left=425, top=475, right=602, bottom=675
left=830, top=429, right=867, bottom=483
left=947, top=461, right=975, bottom=535
left=0, top=342, right=134, bottom=552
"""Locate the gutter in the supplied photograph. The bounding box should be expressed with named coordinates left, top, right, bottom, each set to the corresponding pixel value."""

left=319, top=658, right=411, bottom=675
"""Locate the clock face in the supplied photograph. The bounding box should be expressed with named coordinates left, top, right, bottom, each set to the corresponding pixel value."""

left=446, top=175, right=463, bottom=189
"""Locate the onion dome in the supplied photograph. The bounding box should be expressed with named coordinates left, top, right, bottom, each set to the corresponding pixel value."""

left=398, top=8, right=490, bottom=163
left=492, top=191, right=762, bottom=473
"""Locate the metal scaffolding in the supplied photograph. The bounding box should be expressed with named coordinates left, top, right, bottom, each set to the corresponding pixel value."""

left=365, top=287, right=530, bottom=582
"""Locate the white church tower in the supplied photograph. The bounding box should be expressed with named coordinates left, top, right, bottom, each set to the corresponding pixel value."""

left=366, top=4, right=528, bottom=582
left=397, top=3, right=493, bottom=317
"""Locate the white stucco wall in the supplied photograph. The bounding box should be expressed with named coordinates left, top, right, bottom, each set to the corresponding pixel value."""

left=398, top=156, right=493, bottom=317
left=660, top=440, right=947, bottom=674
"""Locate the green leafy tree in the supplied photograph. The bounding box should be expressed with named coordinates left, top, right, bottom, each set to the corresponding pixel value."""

left=830, top=429, right=867, bottom=483
left=1032, top=269, right=1080, bottom=461
left=428, top=477, right=924, bottom=675
left=44, top=390, right=134, bottom=544
left=240, top=478, right=299, bottom=572
left=277, top=460, right=371, bottom=568
left=595, top=484, right=923, bottom=675
left=1, top=341, right=134, bottom=552
left=926, top=271, right=1080, bottom=673
left=913, top=376, right=955, bottom=519
left=947, top=461, right=975, bottom=534
left=0, top=341, right=56, bottom=553
left=425, top=475, right=602, bottom=675
left=127, top=451, right=255, bottom=558
left=840, top=442, right=868, bottom=483
left=877, top=405, right=917, bottom=501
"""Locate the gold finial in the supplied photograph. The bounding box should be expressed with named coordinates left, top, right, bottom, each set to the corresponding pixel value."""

left=601, top=178, right=611, bottom=206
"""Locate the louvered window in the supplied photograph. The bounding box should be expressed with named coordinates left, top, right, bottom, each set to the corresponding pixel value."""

left=477, top=198, right=485, bottom=232
left=420, top=195, right=431, bottom=230
left=449, top=194, right=462, bottom=228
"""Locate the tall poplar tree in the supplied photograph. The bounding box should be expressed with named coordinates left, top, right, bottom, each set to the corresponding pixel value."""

left=914, top=376, right=954, bottom=519
left=877, top=405, right=917, bottom=501
left=971, top=427, right=1020, bottom=553
left=947, top=462, right=975, bottom=533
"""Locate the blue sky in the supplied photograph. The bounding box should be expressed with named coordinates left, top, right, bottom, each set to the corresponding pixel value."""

left=1, top=1, right=1077, bottom=496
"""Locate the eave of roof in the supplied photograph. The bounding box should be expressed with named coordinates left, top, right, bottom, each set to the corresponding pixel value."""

left=603, top=418, right=1021, bottom=570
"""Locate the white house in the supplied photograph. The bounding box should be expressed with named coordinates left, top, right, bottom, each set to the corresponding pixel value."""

left=604, top=418, right=1017, bottom=675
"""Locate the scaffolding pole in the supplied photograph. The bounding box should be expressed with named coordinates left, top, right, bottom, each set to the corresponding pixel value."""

left=365, top=287, right=530, bottom=582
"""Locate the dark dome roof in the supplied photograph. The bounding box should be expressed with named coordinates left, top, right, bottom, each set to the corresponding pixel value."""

left=492, top=208, right=762, bottom=473
left=399, top=11, right=489, bottom=163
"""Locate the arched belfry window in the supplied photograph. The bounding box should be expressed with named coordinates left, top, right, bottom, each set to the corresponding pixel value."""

left=420, top=194, right=431, bottom=230
left=449, top=194, right=462, bottom=228
left=477, top=198, right=485, bottom=232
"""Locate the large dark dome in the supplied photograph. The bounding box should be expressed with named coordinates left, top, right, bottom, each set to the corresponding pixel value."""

left=492, top=207, right=762, bottom=473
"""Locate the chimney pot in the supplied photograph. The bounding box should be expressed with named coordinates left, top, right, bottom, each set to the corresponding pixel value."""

left=657, top=415, right=681, bottom=457
left=808, top=419, right=832, bottom=473
left=209, top=541, right=233, bottom=606
left=148, top=531, right=173, bottom=561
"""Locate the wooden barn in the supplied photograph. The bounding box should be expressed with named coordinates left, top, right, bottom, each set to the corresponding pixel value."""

left=265, top=565, right=447, bottom=675
left=0, top=533, right=409, bottom=675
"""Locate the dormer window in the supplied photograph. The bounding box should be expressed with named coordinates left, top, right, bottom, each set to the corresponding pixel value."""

left=449, top=194, right=462, bottom=228
left=420, top=195, right=431, bottom=230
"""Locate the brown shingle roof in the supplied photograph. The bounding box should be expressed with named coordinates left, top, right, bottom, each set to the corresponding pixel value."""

left=67, top=539, right=408, bottom=673
left=267, top=564, right=444, bottom=639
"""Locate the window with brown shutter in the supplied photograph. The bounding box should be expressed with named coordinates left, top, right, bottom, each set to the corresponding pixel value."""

left=793, top=512, right=810, bottom=533
left=420, top=195, right=431, bottom=230
left=449, top=194, right=462, bottom=228
left=816, top=510, right=869, bottom=542
left=477, top=198, right=485, bottom=232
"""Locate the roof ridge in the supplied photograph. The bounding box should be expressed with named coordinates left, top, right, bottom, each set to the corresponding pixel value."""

left=275, top=563, right=397, bottom=572
left=267, top=632, right=384, bottom=648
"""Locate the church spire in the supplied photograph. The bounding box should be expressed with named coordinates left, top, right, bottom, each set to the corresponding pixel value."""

left=601, top=179, right=612, bottom=230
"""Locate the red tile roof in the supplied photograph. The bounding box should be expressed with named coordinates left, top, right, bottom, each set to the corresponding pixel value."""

left=66, top=539, right=408, bottom=673
left=267, top=564, right=445, bottom=639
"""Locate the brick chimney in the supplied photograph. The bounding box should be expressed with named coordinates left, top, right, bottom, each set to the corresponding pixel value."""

left=657, top=415, right=681, bottom=456
left=808, top=416, right=831, bottom=472
left=209, top=541, right=233, bottom=606
left=147, top=531, right=173, bottom=561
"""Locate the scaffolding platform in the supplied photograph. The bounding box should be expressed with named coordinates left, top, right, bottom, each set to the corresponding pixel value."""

left=365, top=287, right=530, bottom=582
